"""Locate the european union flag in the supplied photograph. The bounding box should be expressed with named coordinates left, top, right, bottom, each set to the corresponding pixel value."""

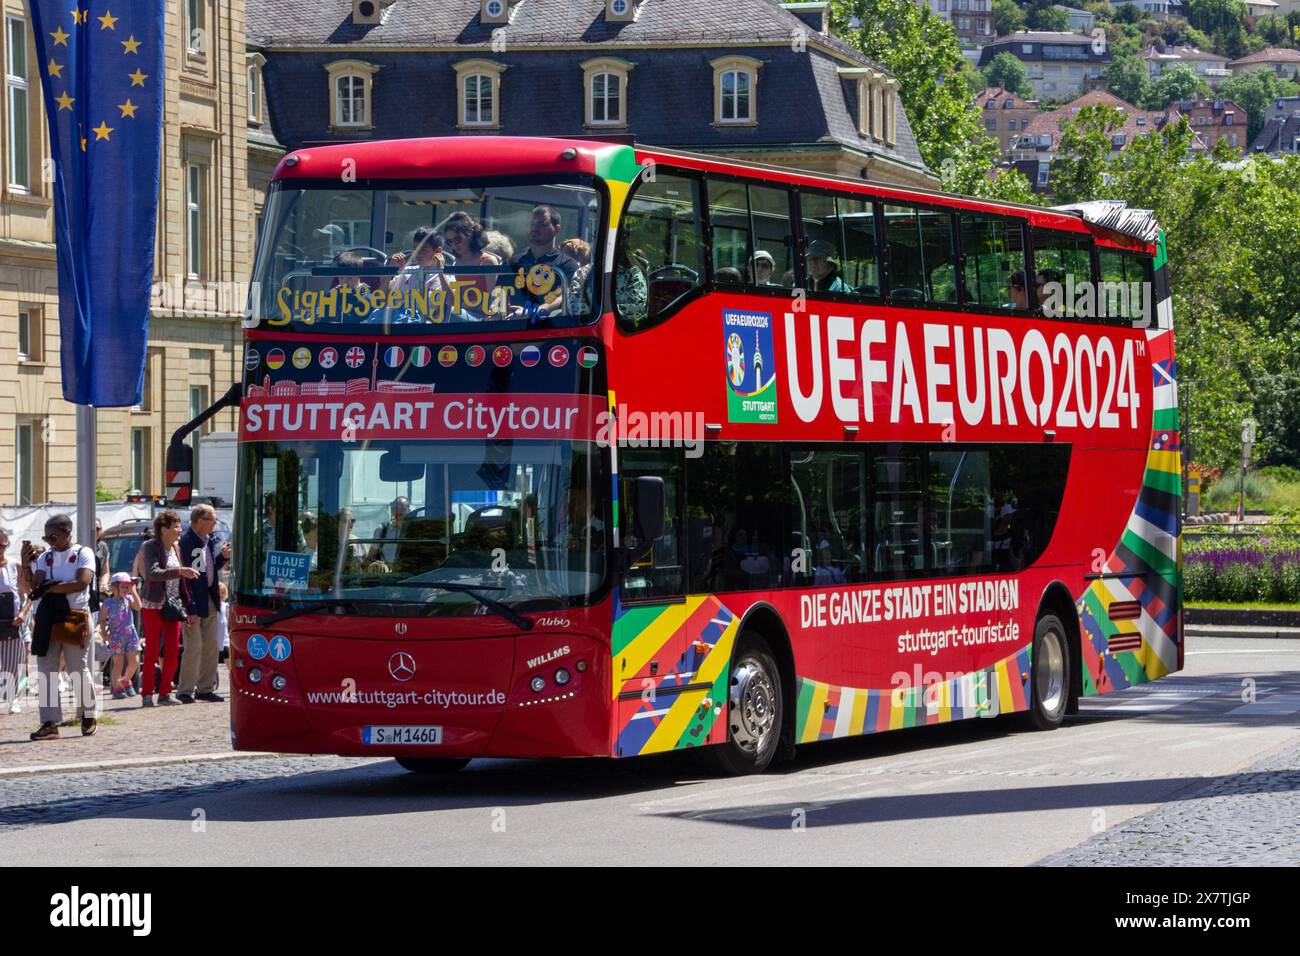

left=27, top=2, right=164, bottom=407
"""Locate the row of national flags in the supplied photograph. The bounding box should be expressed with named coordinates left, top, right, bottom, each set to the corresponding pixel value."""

left=27, top=1, right=164, bottom=406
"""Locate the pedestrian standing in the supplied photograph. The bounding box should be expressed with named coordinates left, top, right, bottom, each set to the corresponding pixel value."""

left=0, top=529, right=30, bottom=715
left=138, top=511, right=200, bottom=707
left=100, top=572, right=141, bottom=699
left=176, top=504, right=229, bottom=703
left=27, top=514, right=98, bottom=740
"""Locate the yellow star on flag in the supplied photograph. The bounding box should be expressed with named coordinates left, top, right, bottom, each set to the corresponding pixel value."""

left=121, top=35, right=141, bottom=54
left=55, top=90, right=75, bottom=111
left=47, top=58, right=63, bottom=79
left=98, top=10, right=118, bottom=30
left=128, top=68, right=147, bottom=87
left=117, top=98, right=138, bottom=119
left=72, top=8, right=88, bottom=25
left=80, top=136, right=87, bottom=152
left=50, top=26, right=70, bottom=46
left=91, top=120, right=113, bottom=141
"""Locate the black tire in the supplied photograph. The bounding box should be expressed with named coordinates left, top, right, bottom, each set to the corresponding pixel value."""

left=1026, top=612, right=1070, bottom=731
left=702, top=635, right=783, bottom=775
left=395, top=757, right=470, bottom=774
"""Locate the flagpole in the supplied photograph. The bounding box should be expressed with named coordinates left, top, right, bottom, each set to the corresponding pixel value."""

left=76, top=405, right=96, bottom=549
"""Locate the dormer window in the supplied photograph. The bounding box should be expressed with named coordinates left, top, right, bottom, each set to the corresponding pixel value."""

left=326, top=59, right=380, bottom=130
left=481, top=0, right=509, bottom=25
left=582, top=58, right=632, bottom=127
left=607, top=0, right=636, bottom=22
left=455, top=59, right=506, bottom=129
left=711, top=55, right=762, bottom=126
left=838, top=67, right=896, bottom=144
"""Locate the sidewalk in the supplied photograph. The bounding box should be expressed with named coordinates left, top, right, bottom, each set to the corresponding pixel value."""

left=0, top=657, right=247, bottom=775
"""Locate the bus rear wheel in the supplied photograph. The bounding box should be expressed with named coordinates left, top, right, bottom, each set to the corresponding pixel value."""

left=395, top=758, right=470, bottom=774
left=1026, top=613, right=1070, bottom=731
left=703, top=636, right=783, bottom=775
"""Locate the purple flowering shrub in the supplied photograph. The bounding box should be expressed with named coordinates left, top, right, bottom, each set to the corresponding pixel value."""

left=1184, top=544, right=1300, bottom=603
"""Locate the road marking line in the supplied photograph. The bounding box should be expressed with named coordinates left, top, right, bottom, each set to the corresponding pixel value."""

left=1226, top=693, right=1300, bottom=717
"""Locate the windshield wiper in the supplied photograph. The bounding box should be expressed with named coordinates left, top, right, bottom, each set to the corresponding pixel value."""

left=256, top=598, right=358, bottom=627
left=388, top=582, right=534, bottom=631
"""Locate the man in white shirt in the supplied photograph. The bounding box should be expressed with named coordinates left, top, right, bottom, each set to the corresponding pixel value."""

left=28, top=514, right=97, bottom=740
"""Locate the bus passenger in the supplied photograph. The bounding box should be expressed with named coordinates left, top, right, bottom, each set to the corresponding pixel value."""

left=368, top=497, right=410, bottom=566
left=748, top=250, right=776, bottom=285
left=806, top=240, right=849, bottom=293
left=561, top=238, right=591, bottom=269
left=442, top=212, right=501, bottom=319
left=1036, top=268, right=1063, bottom=317
left=1007, top=271, right=1029, bottom=311
left=388, top=226, right=447, bottom=297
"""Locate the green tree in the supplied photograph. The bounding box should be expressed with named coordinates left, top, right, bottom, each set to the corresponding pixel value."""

left=957, top=57, right=988, bottom=97
left=1143, top=63, right=1209, bottom=108
left=1257, top=15, right=1289, bottom=46
left=1104, top=54, right=1153, bottom=104
left=1219, top=69, right=1300, bottom=140
left=829, top=0, right=1035, bottom=200
left=983, top=51, right=1034, bottom=97
left=993, top=0, right=1025, bottom=35
left=1114, top=2, right=1144, bottom=24
left=1028, top=4, right=1070, bottom=31
left=1091, top=110, right=1300, bottom=468
left=1186, top=0, right=1247, bottom=35
left=1049, top=102, right=1126, bottom=202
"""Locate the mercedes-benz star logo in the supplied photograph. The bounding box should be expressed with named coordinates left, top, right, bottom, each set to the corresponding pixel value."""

left=387, top=652, right=416, bottom=682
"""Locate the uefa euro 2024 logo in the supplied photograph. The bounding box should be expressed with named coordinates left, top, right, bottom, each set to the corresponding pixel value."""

left=727, top=332, right=746, bottom=387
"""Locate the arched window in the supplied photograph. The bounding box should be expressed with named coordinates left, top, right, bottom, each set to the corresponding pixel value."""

left=336, top=74, right=365, bottom=126
left=454, top=60, right=506, bottom=129
left=325, top=60, right=379, bottom=130
left=464, top=73, right=493, bottom=125
left=247, top=53, right=265, bottom=125
left=582, top=58, right=633, bottom=127
left=710, top=56, right=762, bottom=126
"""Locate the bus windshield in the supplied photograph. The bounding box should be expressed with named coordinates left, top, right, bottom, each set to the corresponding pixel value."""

left=249, top=176, right=603, bottom=331
left=236, top=438, right=607, bottom=615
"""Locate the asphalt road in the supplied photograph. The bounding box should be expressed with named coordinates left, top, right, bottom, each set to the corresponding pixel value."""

left=3, top=636, right=1297, bottom=866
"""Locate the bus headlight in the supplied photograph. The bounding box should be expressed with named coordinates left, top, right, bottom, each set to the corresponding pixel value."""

left=530, top=676, right=545, bottom=693
left=248, top=667, right=263, bottom=684
left=271, top=674, right=287, bottom=692
left=554, top=668, right=571, bottom=686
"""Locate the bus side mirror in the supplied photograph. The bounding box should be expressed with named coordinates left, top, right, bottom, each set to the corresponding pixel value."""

left=626, top=476, right=665, bottom=560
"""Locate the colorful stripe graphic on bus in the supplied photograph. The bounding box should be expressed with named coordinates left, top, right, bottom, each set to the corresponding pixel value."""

left=1078, top=326, right=1181, bottom=695
left=612, top=595, right=738, bottom=757
left=793, top=645, right=1033, bottom=742
left=1077, top=233, right=1181, bottom=695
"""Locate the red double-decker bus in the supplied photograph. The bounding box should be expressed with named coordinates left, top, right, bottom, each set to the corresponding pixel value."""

left=202, top=136, right=1180, bottom=774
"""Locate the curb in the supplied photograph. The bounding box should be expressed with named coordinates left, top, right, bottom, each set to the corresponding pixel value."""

left=0, top=750, right=279, bottom=779
left=1187, top=607, right=1300, bottom=628
left=1186, top=625, right=1300, bottom=640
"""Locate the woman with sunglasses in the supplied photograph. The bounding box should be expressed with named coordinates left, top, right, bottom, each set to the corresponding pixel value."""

left=441, top=211, right=502, bottom=320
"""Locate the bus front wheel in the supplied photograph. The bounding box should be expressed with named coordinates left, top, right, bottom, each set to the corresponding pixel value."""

left=704, top=636, right=783, bottom=775
left=1026, top=613, right=1070, bottom=731
left=395, top=758, right=470, bottom=774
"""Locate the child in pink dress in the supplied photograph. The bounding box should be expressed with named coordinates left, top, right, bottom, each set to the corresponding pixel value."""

left=101, top=572, right=141, bottom=700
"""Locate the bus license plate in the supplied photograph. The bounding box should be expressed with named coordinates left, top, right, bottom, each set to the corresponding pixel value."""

left=364, top=726, right=443, bottom=746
